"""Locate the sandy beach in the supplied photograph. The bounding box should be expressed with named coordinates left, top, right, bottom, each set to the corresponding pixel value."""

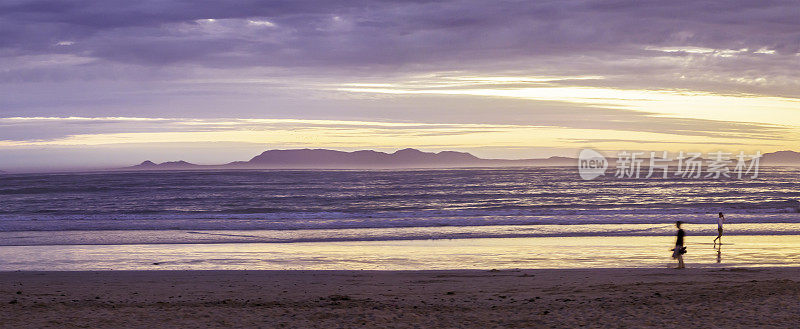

left=2, top=268, right=799, bottom=328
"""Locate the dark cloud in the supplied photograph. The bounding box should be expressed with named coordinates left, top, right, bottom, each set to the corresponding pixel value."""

left=2, top=0, right=799, bottom=68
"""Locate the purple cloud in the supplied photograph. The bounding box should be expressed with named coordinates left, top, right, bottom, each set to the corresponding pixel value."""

left=1, top=0, right=798, bottom=68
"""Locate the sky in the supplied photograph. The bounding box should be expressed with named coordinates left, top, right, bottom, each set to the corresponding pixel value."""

left=1, top=0, right=799, bottom=170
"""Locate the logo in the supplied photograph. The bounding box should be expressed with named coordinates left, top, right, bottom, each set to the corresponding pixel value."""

left=578, top=149, right=608, bottom=180
left=576, top=149, right=761, bottom=180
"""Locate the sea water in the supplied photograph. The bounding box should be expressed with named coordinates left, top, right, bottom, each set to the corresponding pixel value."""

left=1, top=167, right=799, bottom=269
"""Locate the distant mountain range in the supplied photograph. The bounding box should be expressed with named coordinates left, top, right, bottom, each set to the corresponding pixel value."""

left=122, top=148, right=800, bottom=171
left=761, top=150, right=800, bottom=164
left=125, top=148, right=575, bottom=170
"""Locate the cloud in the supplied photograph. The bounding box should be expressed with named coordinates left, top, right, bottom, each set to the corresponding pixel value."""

left=2, top=1, right=800, bottom=92
left=2, top=1, right=799, bottom=71
left=338, top=75, right=800, bottom=127
left=0, top=115, right=793, bottom=170
left=1, top=0, right=800, bottom=167
left=0, top=116, right=789, bottom=150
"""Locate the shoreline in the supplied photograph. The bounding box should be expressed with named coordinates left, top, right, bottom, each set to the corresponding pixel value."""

left=3, top=223, right=800, bottom=246
left=3, top=235, right=799, bottom=271
left=3, top=266, right=800, bottom=276
left=3, top=268, right=799, bottom=327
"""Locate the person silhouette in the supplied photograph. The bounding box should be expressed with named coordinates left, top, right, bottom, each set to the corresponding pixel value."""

left=671, top=221, right=686, bottom=269
left=713, top=212, right=724, bottom=247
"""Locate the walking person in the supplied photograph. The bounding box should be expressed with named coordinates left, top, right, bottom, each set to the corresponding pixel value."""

left=713, top=212, right=725, bottom=247
left=671, top=221, right=686, bottom=269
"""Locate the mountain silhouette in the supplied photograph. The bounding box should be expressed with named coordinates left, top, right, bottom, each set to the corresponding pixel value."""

left=761, top=150, right=800, bottom=164
left=241, top=148, right=484, bottom=168
left=124, top=148, right=573, bottom=170
left=122, top=148, right=800, bottom=171
left=128, top=160, right=201, bottom=170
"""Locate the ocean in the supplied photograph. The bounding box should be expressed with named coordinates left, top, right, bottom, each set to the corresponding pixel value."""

left=2, top=167, right=800, bottom=240
left=1, top=167, right=799, bottom=270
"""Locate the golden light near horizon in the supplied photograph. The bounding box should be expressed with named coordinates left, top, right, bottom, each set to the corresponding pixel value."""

left=338, top=76, right=800, bottom=127
left=3, top=70, right=800, bottom=162
left=0, top=116, right=790, bottom=157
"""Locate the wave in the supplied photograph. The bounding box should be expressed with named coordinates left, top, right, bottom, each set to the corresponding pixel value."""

left=3, top=222, right=800, bottom=246
left=1, top=168, right=799, bottom=234
left=2, top=212, right=800, bottom=232
left=2, top=198, right=799, bottom=216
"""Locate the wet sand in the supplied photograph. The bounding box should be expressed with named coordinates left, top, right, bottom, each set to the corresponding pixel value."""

left=4, top=235, right=800, bottom=271
left=2, top=268, right=799, bottom=328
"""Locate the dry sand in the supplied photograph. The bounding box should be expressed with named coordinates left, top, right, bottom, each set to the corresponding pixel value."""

left=2, top=268, right=799, bottom=328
